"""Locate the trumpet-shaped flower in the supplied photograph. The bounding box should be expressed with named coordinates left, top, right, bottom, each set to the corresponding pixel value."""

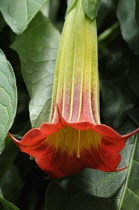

left=9, top=0, right=139, bottom=178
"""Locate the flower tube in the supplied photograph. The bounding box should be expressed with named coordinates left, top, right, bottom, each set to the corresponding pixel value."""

left=9, top=0, right=139, bottom=178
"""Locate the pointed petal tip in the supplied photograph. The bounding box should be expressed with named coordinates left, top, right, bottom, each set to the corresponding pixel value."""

left=8, top=132, right=18, bottom=143
left=116, top=165, right=128, bottom=171
left=123, top=127, right=139, bottom=138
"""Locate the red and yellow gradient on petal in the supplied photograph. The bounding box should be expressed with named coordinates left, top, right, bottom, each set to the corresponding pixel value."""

left=9, top=117, right=138, bottom=178
left=9, top=0, right=139, bottom=178
left=50, top=0, right=100, bottom=125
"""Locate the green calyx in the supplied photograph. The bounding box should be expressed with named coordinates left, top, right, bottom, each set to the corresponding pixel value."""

left=67, top=0, right=100, bottom=20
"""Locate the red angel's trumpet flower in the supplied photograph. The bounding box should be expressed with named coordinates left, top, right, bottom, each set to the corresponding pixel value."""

left=9, top=0, right=139, bottom=178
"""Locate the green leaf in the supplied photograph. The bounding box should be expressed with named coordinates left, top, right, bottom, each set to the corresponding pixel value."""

left=11, top=13, right=60, bottom=128
left=117, top=0, right=139, bottom=54
left=49, top=0, right=60, bottom=22
left=0, top=12, right=6, bottom=30
left=128, top=55, right=139, bottom=98
left=46, top=173, right=122, bottom=210
left=0, top=188, right=3, bottom=198
left=0, top=187, right=19, bottom=210
left=0, top=50, right=17, bottom=153
left=1, top=164, right=23, bottom=207
left=0, top=136, right=19, bottom=181
left=118, top=134, right=139, bottom=209
left=99, top=33, right=138, bottom=130
left=97, top=0, right=114, bottom=29
left=128, top=107, right=139, bottom=127
left=135, top=0, right=139, bottom=27
left=101, top=75, right=137, bottom=130
left=0, top=196, right=19, bottom=210
left=45, top=133, right=139, bottom=210
left=0, top=0, right=48, bottom=34
left=82, top=0, right=100, bottom=20
left=67, top=0, right=78, bottom=14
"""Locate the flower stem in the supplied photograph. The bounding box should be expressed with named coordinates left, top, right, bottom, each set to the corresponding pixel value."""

left=98, top=22, right=120, bottom=42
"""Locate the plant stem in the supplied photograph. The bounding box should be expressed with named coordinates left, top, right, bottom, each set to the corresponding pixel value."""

left=98, top=22, right=119, bottom=42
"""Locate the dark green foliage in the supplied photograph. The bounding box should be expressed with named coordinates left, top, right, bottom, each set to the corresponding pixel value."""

left=0, top=0, right=139, bottom=209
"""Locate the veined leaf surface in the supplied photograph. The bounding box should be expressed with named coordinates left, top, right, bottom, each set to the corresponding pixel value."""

left=117, top=0, right=139, bottom=54
left=11, top=13, right=60, bottom=127
left=0, top=0, right=48, bottom=34
left=0, top=50, right=17, bottom=153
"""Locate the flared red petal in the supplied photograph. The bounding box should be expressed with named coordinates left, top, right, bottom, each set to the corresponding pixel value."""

left=9, top=115, right=139, bottom=178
